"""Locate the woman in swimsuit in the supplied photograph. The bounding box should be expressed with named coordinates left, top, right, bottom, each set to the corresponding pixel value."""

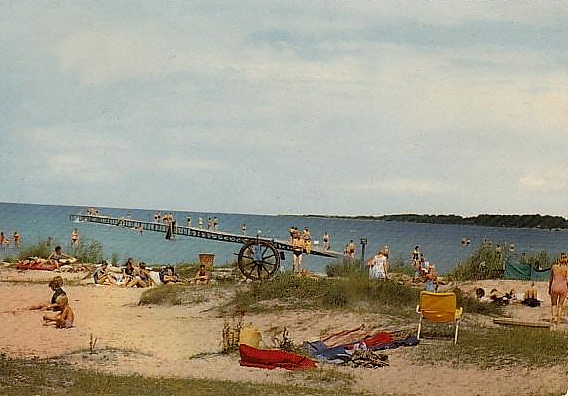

left=548, top=253, right=568, bottom=325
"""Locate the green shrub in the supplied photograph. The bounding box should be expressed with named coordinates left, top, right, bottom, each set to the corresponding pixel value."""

left=387, top=256, right=416, bottom=276
left=446, top=244, right=506, bottom=281
left=17, top=239, right=52, bottom=260
left=325, top=259, right=363, bottom=277
left=70, top=238, right=103, bottom=264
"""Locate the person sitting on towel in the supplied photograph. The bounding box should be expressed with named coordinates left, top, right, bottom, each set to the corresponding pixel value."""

left=93, top=261, right=117, bottom=286
left=160, top=266, right=181, bottom=284
left=193, top=264, right=210, bottom=285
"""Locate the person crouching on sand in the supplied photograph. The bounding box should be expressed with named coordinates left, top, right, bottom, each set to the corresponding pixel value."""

left=43, top=295, right=74, bottom=329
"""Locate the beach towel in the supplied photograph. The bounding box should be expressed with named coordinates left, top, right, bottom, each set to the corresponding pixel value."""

left=302, top=341, right=351, bottom=363
left=239, top=344, right=316, bottom=371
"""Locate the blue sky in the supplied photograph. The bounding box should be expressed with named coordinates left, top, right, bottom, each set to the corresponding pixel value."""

left=1, top=1, right=567, bottom=216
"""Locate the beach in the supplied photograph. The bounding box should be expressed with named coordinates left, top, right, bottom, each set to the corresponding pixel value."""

left=0, top=266, right=566, bottom=396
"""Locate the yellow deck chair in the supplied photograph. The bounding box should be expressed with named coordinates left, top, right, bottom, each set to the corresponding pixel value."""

left=416, top=291, right=463, bottom=344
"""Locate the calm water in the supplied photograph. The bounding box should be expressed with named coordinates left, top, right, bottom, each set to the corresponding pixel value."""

left=1, top=202, right=567, bottom=274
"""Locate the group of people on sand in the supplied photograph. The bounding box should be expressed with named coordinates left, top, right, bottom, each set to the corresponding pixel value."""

left=92, top=258, right=210, bottom=287
left=93, top=258, right=157, bottom=287
left=411, top=246, right=437, bottom=287
left=0, top=230, right=20, bottom=250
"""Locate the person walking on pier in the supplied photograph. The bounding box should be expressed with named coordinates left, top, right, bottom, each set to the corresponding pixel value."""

left=323, top=231, right=330, bottom=251
left=186, top=216, right=191, bottom=227
left=302, top=228, right=312, bottom=254
left=347, top=240, right=356, bottom=258
left=292, top=233, right=305, bottom=273
left=241, top=223, right=247, bottom=235
left=198, top=217, right=204, bottom=229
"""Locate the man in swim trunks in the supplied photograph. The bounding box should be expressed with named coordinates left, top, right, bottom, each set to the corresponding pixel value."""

left=322, top=231, right=330, bottom=251
left=292, top=238, right=304, bottom=273
left=48, top=246, right=73, bottom=267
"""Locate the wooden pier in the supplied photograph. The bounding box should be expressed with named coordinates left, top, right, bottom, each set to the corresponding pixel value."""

left=69, top=214, right=342, bottom=258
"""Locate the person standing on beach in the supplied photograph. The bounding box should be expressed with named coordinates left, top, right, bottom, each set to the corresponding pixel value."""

left=548, top=253, right=568, bottom=325
left=0, top=232, right=4, bottom=250
left=13, top=231, right=20, bottom=249
left=367, top=248, right=389, bottom=280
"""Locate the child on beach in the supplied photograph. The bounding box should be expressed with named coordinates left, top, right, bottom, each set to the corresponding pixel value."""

left=43, top=295, right=74, bottom=329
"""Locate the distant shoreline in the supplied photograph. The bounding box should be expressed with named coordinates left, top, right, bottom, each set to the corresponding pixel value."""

left=295, top=214, right=568, bottom=230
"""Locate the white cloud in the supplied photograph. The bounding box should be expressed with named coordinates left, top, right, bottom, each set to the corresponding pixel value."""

left=156, top=156, right=224, bottom=171
left=519, top=170, right=568, bottom=192
left=350, top=178, right=453, bottom=196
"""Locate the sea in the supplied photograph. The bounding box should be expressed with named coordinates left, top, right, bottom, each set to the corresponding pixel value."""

left=0, top=202, right=567, bottom=274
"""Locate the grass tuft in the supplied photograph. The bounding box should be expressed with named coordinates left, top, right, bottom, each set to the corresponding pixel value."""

left=139, top=284, right=183, bottom=306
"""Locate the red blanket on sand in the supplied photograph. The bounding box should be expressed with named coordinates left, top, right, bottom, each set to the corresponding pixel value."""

left=16, top=261, right=57, bottom=271
left=239, top=344, right=316, bottom=371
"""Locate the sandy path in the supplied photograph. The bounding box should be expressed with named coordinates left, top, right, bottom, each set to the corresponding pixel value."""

left=0, top=269, right=566, bottom=396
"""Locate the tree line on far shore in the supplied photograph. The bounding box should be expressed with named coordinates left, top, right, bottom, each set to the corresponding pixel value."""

left=304, top=214, right=568, bottom=230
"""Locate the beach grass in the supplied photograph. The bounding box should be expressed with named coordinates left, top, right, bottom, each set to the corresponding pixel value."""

left=0, top=353, right=369, bottom=396
left=232, top=272, right=502, bottom=318
left=139, top=284, right=184, bottom=306
left=406, top=326, right=567, bottom=369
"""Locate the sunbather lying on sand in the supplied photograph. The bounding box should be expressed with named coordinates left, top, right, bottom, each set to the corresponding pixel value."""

left=43, top=295, right=74, bottom=329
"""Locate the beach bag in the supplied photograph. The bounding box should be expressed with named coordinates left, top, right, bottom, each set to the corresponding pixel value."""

left=239, top=324, right=261, bottom=348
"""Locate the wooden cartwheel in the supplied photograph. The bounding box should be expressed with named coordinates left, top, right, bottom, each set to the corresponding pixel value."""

left=237, top=239, right=280, bottom=281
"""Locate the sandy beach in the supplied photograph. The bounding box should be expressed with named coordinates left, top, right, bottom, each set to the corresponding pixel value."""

left=0, top=267, right=566, bottom=396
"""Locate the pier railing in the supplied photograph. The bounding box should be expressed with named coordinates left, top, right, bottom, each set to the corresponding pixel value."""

left=70, top=214, right=341, bottom=258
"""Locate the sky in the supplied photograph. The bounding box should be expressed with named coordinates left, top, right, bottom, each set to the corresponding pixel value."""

left=1, top=1, right=567, bottom=216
